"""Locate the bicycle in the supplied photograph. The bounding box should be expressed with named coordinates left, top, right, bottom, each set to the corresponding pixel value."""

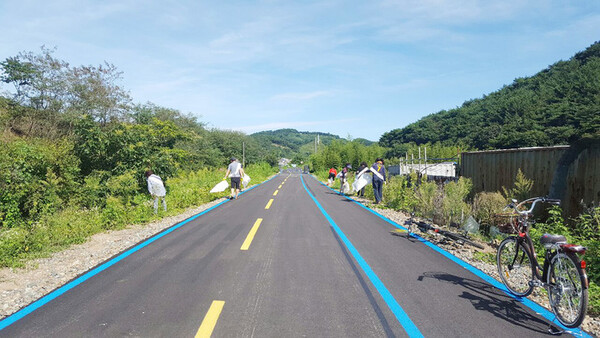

left=392, top=213, right=484, bottom=249
left=496, top=197, right=589, bottom=329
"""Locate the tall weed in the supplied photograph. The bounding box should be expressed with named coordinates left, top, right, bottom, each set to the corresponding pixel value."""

left=415, top=178, right=441, bottom=221
left=442, top=177, right=472, bottom=226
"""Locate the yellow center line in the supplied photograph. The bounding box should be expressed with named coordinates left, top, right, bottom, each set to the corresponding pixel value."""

left=265, top=199, right=274, bottom=209
left=278, top=185, right=282, bottom=189
left=273, top=190, right=279, bottom=196
left=195, top=300, right=225, bottom=338
left=240, top=218, right=263, bottom=250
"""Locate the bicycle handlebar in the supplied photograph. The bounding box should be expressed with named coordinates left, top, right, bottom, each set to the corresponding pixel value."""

left=511, top=197, right=561, bottom=216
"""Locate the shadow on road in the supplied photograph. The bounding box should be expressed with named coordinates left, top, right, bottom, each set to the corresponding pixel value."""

left=417, top=271, right=555, bottom=335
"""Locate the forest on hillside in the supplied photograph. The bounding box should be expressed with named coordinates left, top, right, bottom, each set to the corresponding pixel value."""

left=380, top=42, right=600, bottom=157
left=251, top=128, right=341, bottom=162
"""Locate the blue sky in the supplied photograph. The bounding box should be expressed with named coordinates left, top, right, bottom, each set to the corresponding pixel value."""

left=1, top=0, right=599, bottom=141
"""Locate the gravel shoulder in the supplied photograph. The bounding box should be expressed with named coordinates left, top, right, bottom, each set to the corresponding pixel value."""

left=1, top=191, right=598, bottom=336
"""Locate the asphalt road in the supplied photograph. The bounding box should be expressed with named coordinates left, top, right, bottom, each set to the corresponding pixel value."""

left=0, top=170, right=589, bottom=337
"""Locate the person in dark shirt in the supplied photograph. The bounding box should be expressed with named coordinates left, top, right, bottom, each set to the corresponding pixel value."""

left=355, top=161, right=368, bottom=197
left=371, top=158, right=386, bottom=204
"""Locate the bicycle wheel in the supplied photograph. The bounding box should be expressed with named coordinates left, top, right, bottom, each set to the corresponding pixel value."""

left=497, top=237, right=534, bottom=296
left=547, top=252, right=588, bottom=328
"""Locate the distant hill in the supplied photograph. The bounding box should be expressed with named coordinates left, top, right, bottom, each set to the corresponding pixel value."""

left=250, top=128, right=343, bottom=160
left=380, top=41, right=600, bottom=153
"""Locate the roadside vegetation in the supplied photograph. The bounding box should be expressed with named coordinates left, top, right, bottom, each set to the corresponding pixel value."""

left=0, top=48, right=277, bottom=268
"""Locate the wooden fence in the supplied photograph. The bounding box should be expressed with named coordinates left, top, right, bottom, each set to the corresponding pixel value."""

left=460, top=145, right=600, bottom=218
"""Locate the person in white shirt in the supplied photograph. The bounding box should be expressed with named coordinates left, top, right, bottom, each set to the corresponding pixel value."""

left=145, top=170, right=167, bottom=214
left=223, top=157, right=245, bottom=200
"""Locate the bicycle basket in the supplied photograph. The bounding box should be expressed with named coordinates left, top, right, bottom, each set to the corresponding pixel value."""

left=493, top=213, right=519, bottom=234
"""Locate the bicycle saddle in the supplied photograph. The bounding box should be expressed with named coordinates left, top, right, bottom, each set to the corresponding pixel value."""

left=540, top=233, right=567, bottom=248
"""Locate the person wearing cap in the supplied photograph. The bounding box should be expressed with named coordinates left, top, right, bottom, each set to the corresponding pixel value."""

left=145, top=170, right=167, bottom=214
left=370, top=158, right=386, bottom=204
left=224, top=157, right=245, bottom=200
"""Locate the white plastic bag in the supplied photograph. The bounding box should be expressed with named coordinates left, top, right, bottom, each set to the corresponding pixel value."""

left=210, top=180, right=229, bottom=193
left=352, top=173, right=372, bottom=192
left=242, top=174, right=251, bottom=187
left=342, top=181, right=351, bottom=194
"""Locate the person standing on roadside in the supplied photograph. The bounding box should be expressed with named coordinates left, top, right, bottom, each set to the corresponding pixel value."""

left=339, top=163, right=352, bottom=194
left=327, top=167, right=337, bottom=186
left=145, top=170, right=167, bottom=214
left=224, top=157, right=245, bottom=200
left=355, top=161, right=368, bottom=197
left=371, top=158, right=386, bottom=204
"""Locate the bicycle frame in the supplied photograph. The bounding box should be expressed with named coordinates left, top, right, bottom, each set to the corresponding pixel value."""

left=508, top=198, right=588, bottom=289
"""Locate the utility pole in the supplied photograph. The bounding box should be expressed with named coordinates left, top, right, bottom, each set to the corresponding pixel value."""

left=242, top=142, right=245, bottom=168
left=418, top=147, right=421, bottom=174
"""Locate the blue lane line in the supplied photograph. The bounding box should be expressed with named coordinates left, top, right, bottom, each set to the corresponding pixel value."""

left=0, top=175, right=278, bottom=331
left=300, top=175, right=423, bottom=338
left=310, top=175, right=591, bottom=338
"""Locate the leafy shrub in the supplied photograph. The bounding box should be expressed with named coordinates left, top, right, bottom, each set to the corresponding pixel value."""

left=0, top=228, right=28, bottom=267
left=383, top=175, right=417, bottom=211
left=415, top=177, right=441, bottom=221
left=75, top=170, right=110, bottom=209
left=106, top=170, right=139, bottom=204
left=101, top=196, right=128, bottom=230
left=502, top=168, right=534, bottom=201
left=572, top=206, right=600, bottom=286
left=442, top=177, right=472, bottom=226
left=473, top=191, right=507, bottom=234
left=0, top=138, right=80, bottom=228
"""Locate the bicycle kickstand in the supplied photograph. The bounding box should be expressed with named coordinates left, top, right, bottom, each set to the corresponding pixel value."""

left=547, top=314, right=564, bottom=335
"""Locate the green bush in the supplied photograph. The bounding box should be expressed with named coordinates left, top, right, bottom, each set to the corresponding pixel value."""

left=0, top=228, right=29, bottom=267
left=415, top=177, right=441, bottom=220
left=502, top=168, right=534, bottom=201
left=473, top=191, right=507, bottom=234
left=101, top=196, right=129, bottom=230
left=75, top=170, right=110, bottom=209
left=383, top=175, right=417, bottom=211
left=442, top=177, right=472, bottom=226
left=572, top=206, right=600, bottom=286
left=106, top=170, right=139, bottom=205
left=0, top=138, right=80, bottom=228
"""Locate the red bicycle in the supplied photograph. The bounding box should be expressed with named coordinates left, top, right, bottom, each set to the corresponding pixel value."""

left=496, top=197, right=588, bottom=328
